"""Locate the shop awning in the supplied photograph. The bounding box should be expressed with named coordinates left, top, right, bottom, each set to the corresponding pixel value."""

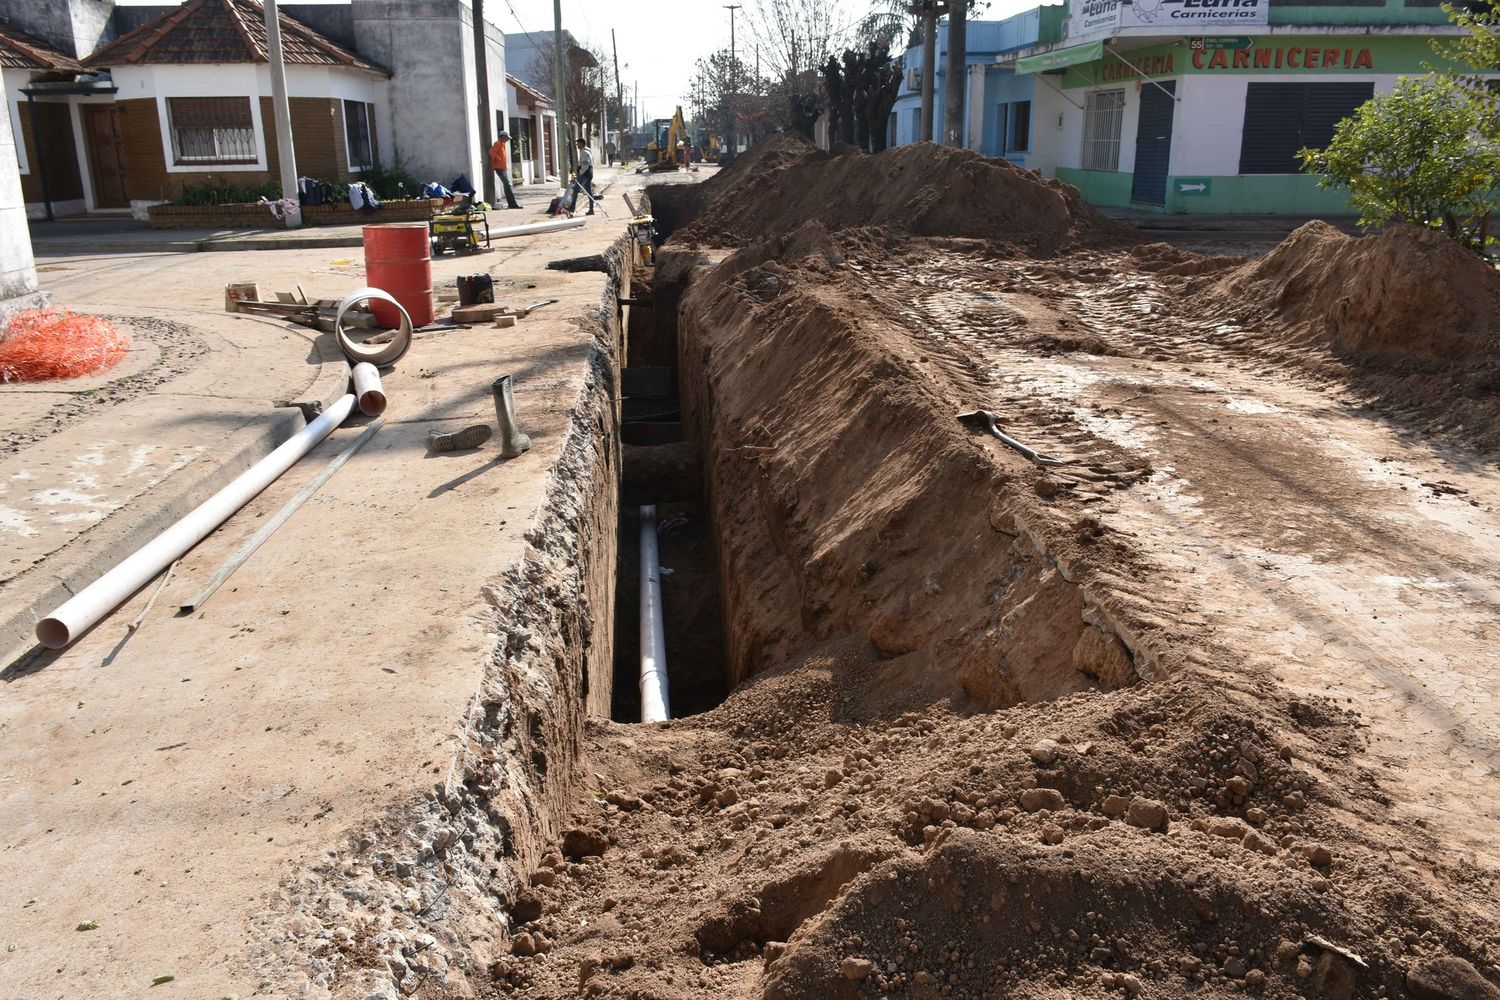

left=1015, top=40, right=1104, bottom=74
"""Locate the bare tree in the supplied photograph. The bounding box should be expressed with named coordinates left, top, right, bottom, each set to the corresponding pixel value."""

left=529, top=40, right=608, bottom=142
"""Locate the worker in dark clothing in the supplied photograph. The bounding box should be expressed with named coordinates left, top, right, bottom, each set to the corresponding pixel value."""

left=574, top=137, right=595, bottom=215
left=489, top=130, right=522, bottom=209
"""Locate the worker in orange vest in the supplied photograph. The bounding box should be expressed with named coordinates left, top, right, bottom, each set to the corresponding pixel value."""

left=489, top=129, right=522, bottom=209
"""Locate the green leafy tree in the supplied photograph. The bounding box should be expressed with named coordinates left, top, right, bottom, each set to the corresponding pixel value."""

left=1300, top=73, right=1499, bottom=252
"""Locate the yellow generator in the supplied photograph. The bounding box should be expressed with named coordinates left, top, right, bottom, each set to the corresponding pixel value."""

left=429, top=204, right=490, bottom=256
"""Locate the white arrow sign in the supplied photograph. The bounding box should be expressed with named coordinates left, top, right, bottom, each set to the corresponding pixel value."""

left=1178, top=182, right=1207, bottom=193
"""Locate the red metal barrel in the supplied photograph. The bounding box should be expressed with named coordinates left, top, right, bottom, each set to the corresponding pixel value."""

left=363, top=223, right=433, bottom=327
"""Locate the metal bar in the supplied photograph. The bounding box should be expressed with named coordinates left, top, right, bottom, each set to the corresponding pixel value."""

left=1104, top=45, right=1181, bottom=102
left=178, top=416, right=383, bottom=614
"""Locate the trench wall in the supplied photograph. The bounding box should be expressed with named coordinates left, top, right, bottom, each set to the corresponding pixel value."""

left=258, top=235, right=630, bottom=1000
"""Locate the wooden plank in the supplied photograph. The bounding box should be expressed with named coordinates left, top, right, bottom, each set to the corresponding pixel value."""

left=450, top=302, right=514, bottom=325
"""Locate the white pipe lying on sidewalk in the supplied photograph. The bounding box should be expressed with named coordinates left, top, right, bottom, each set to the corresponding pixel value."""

left=492, top=218, right=586, bottom=240
left=35, top=394, right=358, bottom=650
left=351, top=362, right=386, bottom=416
left=638, top=504, right=671, bottom=723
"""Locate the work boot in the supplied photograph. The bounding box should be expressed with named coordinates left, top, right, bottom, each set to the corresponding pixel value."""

left=427, top=424, right=492, bottom=453
left=492, top=375, right=532, bottom=459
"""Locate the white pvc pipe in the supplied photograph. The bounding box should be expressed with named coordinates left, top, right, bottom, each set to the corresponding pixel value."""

left=492, top=217, right=586, bottom=240
left=35, top=394, right=358, bottom=649
left=638, top=504, right=671, bottom=723
left=351, top=362, right=386, bottom=416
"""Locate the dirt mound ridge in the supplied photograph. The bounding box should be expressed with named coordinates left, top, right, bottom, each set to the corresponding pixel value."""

left=1208, top=221, right=1500, bottom=363
left=680, top=141, right=1130, bottom=254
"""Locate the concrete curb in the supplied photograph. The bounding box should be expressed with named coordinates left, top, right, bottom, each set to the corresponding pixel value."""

left=0, top=345, right=352, bottom=672
left=200, top=234, right=366, bottom=252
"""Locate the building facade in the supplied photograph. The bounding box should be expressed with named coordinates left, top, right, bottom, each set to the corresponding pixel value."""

left=892, top=8, right=1066, bottom=164
left=896, top=0, right=1495, bottom=215
left=1, top=0, right=522, bottom=219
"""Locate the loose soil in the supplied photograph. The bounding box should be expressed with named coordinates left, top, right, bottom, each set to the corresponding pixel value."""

left=483, top=146, right=1500, bottom=999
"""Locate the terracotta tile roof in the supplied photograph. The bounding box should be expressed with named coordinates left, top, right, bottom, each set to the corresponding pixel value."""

left=507, top=74, right=552, bottom=108
left=0, top=21, right=85, bottom=72
left=86, top=0, right=387, bottom=76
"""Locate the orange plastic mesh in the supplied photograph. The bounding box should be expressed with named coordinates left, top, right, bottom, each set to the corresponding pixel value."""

left=0, top=309, right=129, bottom=383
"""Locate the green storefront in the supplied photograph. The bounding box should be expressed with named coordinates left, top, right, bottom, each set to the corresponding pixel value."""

left=1012, top=0, right=1485, bottom=215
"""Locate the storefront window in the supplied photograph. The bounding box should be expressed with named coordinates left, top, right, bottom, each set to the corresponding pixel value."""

left=1239, top=82, right=1374, bottom=174
left=1081, top=90, right=1125, bottom=171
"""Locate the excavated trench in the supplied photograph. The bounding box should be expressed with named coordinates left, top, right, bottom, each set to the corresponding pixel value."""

left=614, top=184, right=1155, bottom=720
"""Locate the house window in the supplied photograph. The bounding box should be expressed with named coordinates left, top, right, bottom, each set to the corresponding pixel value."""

left=1009, top=100, right=1032, bottom=153
left=167, top=97, right=256, bottom=164
left=343, top=100, right=376, bottom=170
left=1239, top=82, right=1374, bottom=174
left=1081, top=89, right=1125, bottom=171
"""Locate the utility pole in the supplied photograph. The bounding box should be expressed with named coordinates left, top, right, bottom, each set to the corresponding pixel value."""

left=723, top=4, right=740, bottom=154
left=552, top=0, right=571, bottom=172
left=611, top=28, right=623, bottom=144
left=473, top=0, right=495, bottom=203
left=263, top=0, right=301, bottom=226
left=943, top=0, right=968, bottom=147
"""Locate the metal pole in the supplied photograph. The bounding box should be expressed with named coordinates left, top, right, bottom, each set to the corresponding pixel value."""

left=473, top=0, right=495, bottom=204
left=724, top=4, right=740, bottom=154
left=611, top=28, right=623, bottom=140
left=552, top=0, right=571, bottom=173
left=25, top=94, right=53, bottom=222
left=263, top=0, right=301, bottom=226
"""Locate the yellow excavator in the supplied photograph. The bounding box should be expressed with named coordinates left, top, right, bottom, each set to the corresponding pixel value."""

left=641, top=106, right=688, bottom=172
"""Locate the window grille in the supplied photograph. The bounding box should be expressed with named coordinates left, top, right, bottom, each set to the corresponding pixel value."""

left=167, top=97, right=256, bottom=164
left=1081, top=89, right=1125, bottom=171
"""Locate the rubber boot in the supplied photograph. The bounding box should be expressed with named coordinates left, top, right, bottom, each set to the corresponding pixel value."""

left=493, top=375, right=532, bottom=459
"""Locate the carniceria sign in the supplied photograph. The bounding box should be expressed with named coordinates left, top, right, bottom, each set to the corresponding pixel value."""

left=1073, top=0, right=1123, bottom=35
left=1120, top=0, right=1267, bottom=29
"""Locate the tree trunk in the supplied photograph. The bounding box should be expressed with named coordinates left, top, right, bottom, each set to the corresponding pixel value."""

left=944, top=0, right=968, bottom=148
left=920, top=3, right=938, bottom=142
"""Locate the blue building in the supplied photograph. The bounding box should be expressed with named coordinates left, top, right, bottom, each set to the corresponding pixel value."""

left=890, top=5, right=1066, bottom=165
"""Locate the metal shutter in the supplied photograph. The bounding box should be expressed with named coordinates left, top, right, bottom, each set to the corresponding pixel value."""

left=1239, top=82, right=1373, bottom=175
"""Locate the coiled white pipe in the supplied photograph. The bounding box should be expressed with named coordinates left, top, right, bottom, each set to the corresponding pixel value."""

left=638, top=504, right=671, bottom=723
left=36, top=394, right=358, bottom=649
left=335, top=288, right=412, bottom=366
left=351, top=362, right=386, bottom=416
left=492, top=217, right=586, bottom=240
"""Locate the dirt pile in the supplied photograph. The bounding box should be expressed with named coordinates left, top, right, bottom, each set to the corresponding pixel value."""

left=1206, top=221, right=1500, bottom=363
left=486, top=646, right=1500, bottom=1000
left=675, top=140, right=1131, bottom=254
left=676, top=221, right=1166, bottom=708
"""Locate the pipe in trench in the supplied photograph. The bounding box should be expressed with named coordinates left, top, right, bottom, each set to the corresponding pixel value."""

left=35, top=393, right=359, bottom=650
left=638, top=504, right=671, bottom=723
left=351, top=362, right=386, bottom=416
left=491, top=217, right=587, bottom=240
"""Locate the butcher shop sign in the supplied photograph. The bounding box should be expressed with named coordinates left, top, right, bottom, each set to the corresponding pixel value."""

left=1071, top=0, right=1268, bottom=34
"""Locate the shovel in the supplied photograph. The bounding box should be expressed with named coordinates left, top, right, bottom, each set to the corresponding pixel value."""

left=957, top=409, right=1069, bottom=468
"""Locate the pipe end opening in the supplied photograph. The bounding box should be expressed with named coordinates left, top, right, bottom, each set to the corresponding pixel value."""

left=35, top=618, right=71, bottom=649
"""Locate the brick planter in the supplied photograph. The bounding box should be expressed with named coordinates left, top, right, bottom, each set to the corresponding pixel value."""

left=148, top=198, right=442, bottom=230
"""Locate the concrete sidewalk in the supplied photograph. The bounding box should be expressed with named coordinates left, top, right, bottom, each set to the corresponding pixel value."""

left=27, top=167, right=624, bottom=255
left=0, top=176, right=644, bottom=997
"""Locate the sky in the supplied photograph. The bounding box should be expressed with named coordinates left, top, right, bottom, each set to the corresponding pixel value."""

left=116, top=0, right=1044, bottom=123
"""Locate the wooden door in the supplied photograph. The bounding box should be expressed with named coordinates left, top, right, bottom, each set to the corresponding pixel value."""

left=84, top=106, right=128, bottom=209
